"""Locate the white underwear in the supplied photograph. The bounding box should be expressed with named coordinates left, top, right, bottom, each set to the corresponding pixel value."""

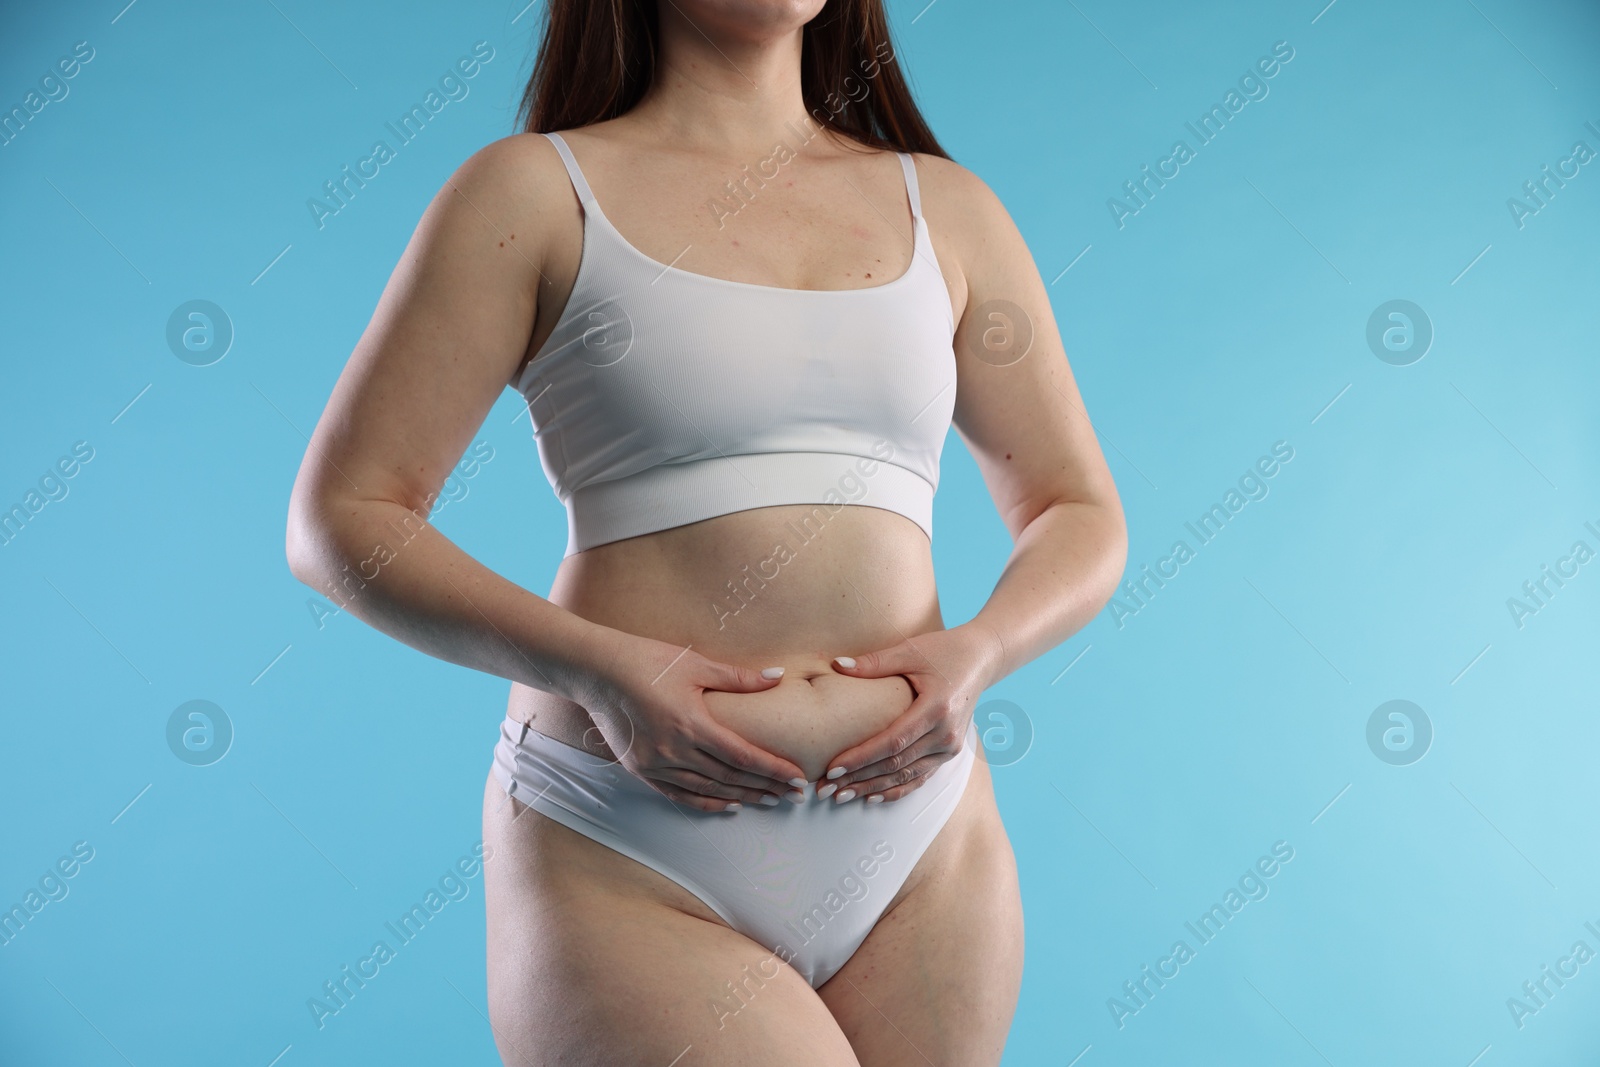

left=490, top=715, right=978, bottom=988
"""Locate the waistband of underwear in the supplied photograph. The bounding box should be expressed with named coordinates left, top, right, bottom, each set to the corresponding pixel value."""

left=492, top=714, right=980, bottom=803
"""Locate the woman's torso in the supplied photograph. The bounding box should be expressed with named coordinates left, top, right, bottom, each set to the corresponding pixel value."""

left=504, top=121, right=962, bottom=781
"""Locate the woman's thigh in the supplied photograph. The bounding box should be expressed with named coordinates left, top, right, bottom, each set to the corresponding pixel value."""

left=817, top=758, right=1024, bottom=1066
left=481, top=774, right=862, bottom=1067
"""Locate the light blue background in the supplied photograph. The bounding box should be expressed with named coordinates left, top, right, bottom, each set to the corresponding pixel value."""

left=3, top=0, right=1598, bottom=1063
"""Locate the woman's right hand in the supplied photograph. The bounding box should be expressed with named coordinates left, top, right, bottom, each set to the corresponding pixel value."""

left=572, top=628, right=810, bottom=812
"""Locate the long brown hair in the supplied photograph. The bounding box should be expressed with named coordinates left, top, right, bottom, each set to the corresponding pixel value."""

left=516, top=0, right=949, bottom=158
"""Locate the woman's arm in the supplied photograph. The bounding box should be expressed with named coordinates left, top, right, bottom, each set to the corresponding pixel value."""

left=826, top=154, right=1128, bottom=801
left=285, top=136, right=807, bottom=806
left=285, top=137, right=588, bottom=695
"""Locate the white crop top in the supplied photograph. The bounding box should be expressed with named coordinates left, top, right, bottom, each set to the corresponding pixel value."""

left=516, top=131, right=958, bottom=557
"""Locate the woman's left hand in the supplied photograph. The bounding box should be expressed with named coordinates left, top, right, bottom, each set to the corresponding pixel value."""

left=821, top=622, right=1006, bottom=803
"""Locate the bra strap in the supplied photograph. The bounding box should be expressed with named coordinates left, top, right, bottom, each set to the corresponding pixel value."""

left=897, top=152, right=923, bottom=221
left=542, top=131, right=599, bottom=209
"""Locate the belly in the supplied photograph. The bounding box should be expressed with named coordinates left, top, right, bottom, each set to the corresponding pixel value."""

left=702, top=661, right=914, bottom=782
left=507, top=502, right=943, bottom=780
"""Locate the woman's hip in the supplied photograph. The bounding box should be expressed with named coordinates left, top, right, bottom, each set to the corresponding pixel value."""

left=485, top=712, right=990, bottom=987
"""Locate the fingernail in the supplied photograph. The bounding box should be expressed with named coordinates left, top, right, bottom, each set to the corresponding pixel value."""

left=725, top=801, right=743, bottom=811
left=761, top=666, right=785, bottom=679
left=758, top=795, right=781, bottom=806
left=833, top=656, right=856, bottom=669
left=835, top=789, right=857, bottom=804
left=817, top=783, right=838, bottom=799
left=865, top=795, right=884, bottom=805
left=786, top=790, right=807, bottom=804
left=826, top=766, right=846, bottom=779
left=788, top=777, right=808, bottom=788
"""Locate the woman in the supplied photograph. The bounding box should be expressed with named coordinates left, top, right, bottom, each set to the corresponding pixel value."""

left=285, top=0, right=1125, bottom=1062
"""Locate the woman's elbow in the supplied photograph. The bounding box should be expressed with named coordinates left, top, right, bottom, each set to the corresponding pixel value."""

left=1080, top=495, right=1128, bottom=611
left=284, top=488, right=338, bottom=586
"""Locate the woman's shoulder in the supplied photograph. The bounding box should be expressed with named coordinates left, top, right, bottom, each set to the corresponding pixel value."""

left=456, top=130, right=572, bottom=188
left=427, top=130, right=593, bottom=234
left=906, top=150, right=1005, bottom=225
left=903, top=149, right=1018, bottom=294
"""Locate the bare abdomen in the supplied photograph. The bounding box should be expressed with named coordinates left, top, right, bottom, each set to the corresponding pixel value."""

left=702, top=663, right=914, bottom=782
left=506, top=503, right=941, bottom=783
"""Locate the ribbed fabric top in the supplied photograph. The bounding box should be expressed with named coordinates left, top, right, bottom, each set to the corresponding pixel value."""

left=516, top=131, right=958, bottom=558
